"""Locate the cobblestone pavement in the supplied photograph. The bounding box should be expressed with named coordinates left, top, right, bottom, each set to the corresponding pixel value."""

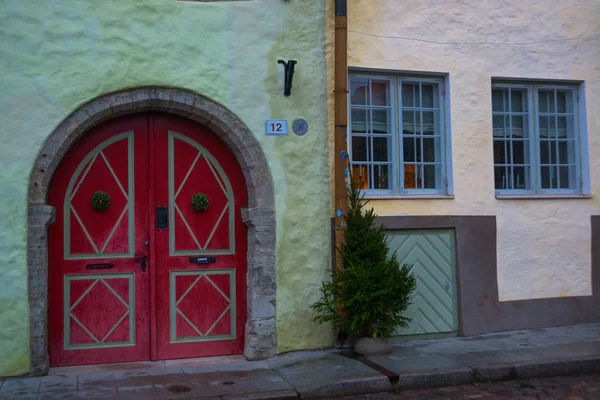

left=332, top=373, right=600, bottom=399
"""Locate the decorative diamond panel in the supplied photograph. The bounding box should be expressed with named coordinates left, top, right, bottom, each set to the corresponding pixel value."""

left=169, top=131, right=234, bottom=256
left=65, top=273, right=135, bottom=349
left=65, top=132, right=134, bottom=258
left=386, top=230, right=458, bottom=336
left=170, top=270, right=235, bottom=342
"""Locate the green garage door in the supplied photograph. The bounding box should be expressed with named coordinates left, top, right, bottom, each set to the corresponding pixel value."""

left=386, top=229, right=458, bottom=336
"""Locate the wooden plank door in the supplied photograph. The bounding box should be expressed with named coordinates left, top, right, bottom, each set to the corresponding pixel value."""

left=48, top=114, right=151, bottom=366
left=386, top=229, right=458, bottom=336
left=151, top=114, right=248, bottom=360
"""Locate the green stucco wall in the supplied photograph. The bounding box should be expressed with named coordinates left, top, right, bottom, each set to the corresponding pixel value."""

left=0, top=0, right=332, bottom=376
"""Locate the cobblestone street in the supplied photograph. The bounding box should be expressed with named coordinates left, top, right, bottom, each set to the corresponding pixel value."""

left=334, top=374, right=600, bottom=400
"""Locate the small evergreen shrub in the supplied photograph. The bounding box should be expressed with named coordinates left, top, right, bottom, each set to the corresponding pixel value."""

left=312, top=181, right=416, bottom=338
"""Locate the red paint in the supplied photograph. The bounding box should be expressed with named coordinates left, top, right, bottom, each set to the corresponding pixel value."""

left=48, top=113, right=248, bottom=366
left=152, top=114, right=247, bottom=359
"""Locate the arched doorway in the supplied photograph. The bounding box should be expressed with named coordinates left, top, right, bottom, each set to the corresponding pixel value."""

left=27, top=88, right=276, bottom=374
left=48, top=113, right=248, bottom=366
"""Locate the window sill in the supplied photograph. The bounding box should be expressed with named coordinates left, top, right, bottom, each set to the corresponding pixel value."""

left=495, top=193, right=592, bottom=200
left=363, top=194, right=455, bottom=200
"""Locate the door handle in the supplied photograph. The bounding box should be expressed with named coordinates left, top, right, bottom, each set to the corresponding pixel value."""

left=135, top=254, right=149, bottom=272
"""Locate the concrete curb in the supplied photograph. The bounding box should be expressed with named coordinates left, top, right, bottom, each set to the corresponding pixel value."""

left=511, top=355, right=600, bottom=380
left=223, top=389, right=299, bottom=400
left=392, top=355, right=600, bottom=392
left=296, top=374, right=393, bottom=399
left=395, top=367, right=473, bottom=390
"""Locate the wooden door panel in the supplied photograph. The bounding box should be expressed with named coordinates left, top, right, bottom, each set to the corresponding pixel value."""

left=152, top=114, right=247, bottom=360
left=386, top=230, right=458, bottom=336
left=48, top=114, right=150, bottom=366
left=170, top=132, right=234, bottom=254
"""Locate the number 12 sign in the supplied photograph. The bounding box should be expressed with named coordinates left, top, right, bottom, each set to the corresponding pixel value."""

left=266, top=120, right=288, bottom=136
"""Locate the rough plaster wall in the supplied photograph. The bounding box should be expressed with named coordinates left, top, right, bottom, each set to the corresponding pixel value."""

left=0, top=0, right=331, bottom=376
left=343, top=0, right=600, bottom=302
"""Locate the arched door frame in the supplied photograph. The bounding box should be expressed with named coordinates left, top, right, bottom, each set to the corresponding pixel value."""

left=27, top=87, right=276, bottom=375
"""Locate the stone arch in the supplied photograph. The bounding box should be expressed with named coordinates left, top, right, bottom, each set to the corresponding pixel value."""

left=27, top=87, right=276, bottom=375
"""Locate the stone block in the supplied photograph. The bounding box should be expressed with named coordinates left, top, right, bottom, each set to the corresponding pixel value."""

left=297, top=375, right=392, bottom=399
left=395, top=367, right=474, bottom=390
left=28, top=205, right=55, bottom=226
left=241, top=207, right=275, bottom=228
left=247, top=185, right=275, bottom=209
left=473, top=363, right=516, bottom=382
left=248, top=294, right=276, bottom=320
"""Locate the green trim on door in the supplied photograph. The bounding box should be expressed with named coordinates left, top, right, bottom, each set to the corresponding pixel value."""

left=64, top=273, right=136, bottom=350
left=168, top=131, right=235, bottom=256
left=169, top=269, right=236, bottom=343
left=64, top=131, right=135, bottom=259
left=386, top=229, right=458, bottom=336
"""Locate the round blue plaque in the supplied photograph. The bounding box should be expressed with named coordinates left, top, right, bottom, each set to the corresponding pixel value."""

left=292, top=118, right=309, bottom=136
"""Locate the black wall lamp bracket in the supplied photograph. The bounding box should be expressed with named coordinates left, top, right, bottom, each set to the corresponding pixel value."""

left=278, top=59, right=297, bottom=97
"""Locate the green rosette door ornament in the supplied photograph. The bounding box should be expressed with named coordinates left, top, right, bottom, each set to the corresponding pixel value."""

left=91, top=191, right=111, bottom=211
left=191, top=193, right=209, bottom=211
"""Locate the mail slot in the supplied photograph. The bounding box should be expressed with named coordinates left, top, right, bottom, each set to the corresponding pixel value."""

left=189, top=257, right=216, bottom=264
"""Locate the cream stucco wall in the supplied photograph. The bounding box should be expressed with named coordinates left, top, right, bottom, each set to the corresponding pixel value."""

left=339, top=0, right=600, bottom=301
left=0, top=0, right=332, bottom=376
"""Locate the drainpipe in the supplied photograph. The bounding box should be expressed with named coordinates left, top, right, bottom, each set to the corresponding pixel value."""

left=333, top=0, right=348, bottom=273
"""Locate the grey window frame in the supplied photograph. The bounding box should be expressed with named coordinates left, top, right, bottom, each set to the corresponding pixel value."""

left=492, top=82, right=586, bottom=195
left=348, top=73, right=451, bottom=196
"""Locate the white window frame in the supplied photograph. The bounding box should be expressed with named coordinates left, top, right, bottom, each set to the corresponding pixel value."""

left=492, top=82, right=586, bottom=196
left=348, top=73, right=451, bottom=196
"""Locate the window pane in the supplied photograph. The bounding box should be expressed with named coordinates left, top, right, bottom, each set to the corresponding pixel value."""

left=558, top=140, right=576, bottom=164
left=373, top=164, right=390, bottom=190
left=556, top=115, right=574, bottom=138
left=351, top=136, right=368, bottom=161
left=494, top=140, right=508, bottom=164
left=512, top=166, right=530, bottom=190
left=492, top=89, right=505, bottom=112
left=511, top=140, right=528, bottom=165
left=402, top=83, right=419, bottom=107
left=352, top=165, right=369, bottom=189
left=539, top=90, right=555, bottom=113
left=549, top=117, right=557, bottom=138
left=541, top=166, right=557, bottom=189
left=415, top=165, right=423, bottom=189
left=404, top=164, right=417, bottom=189
left=350, top=79, right=369, bottom=105
left=493, top=115, right=506, bottom=137
left=372, top=109, right=391, bottom=134
left=556, top=90, right=574, bottom=113
left=540, top=140, right=551, bottom=164
left=422, top=111, right=440, bottom=135
left=371, top=80, right=390, bottom=106
left=423, top=164, right=441, bottom=189
left=403, top=138, right=416, bottom=162
left=539, top=116, right=549, bottom=138
left=511, top=115, right=527, bottom=138
left=402, top=111, right=417, bottom=134
left=494, top=166, right=509, bottom=189
left=422, top=84, right=438, bottom=108
left=423, top=137, right=440, bottom=162
left=559, top=166, right=576, bottom=189
left=351, top=108, right=369, bottom=133
left=372, top=136, right=391, bottom=161
left=511, top=89, right=527, bottom=113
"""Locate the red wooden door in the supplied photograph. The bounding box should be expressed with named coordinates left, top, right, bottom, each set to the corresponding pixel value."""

left=152, top=114, right=247, bottom=359
left=48, top=113, right=247, bottom=366
left=49, top=114, right=151, bottom=366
